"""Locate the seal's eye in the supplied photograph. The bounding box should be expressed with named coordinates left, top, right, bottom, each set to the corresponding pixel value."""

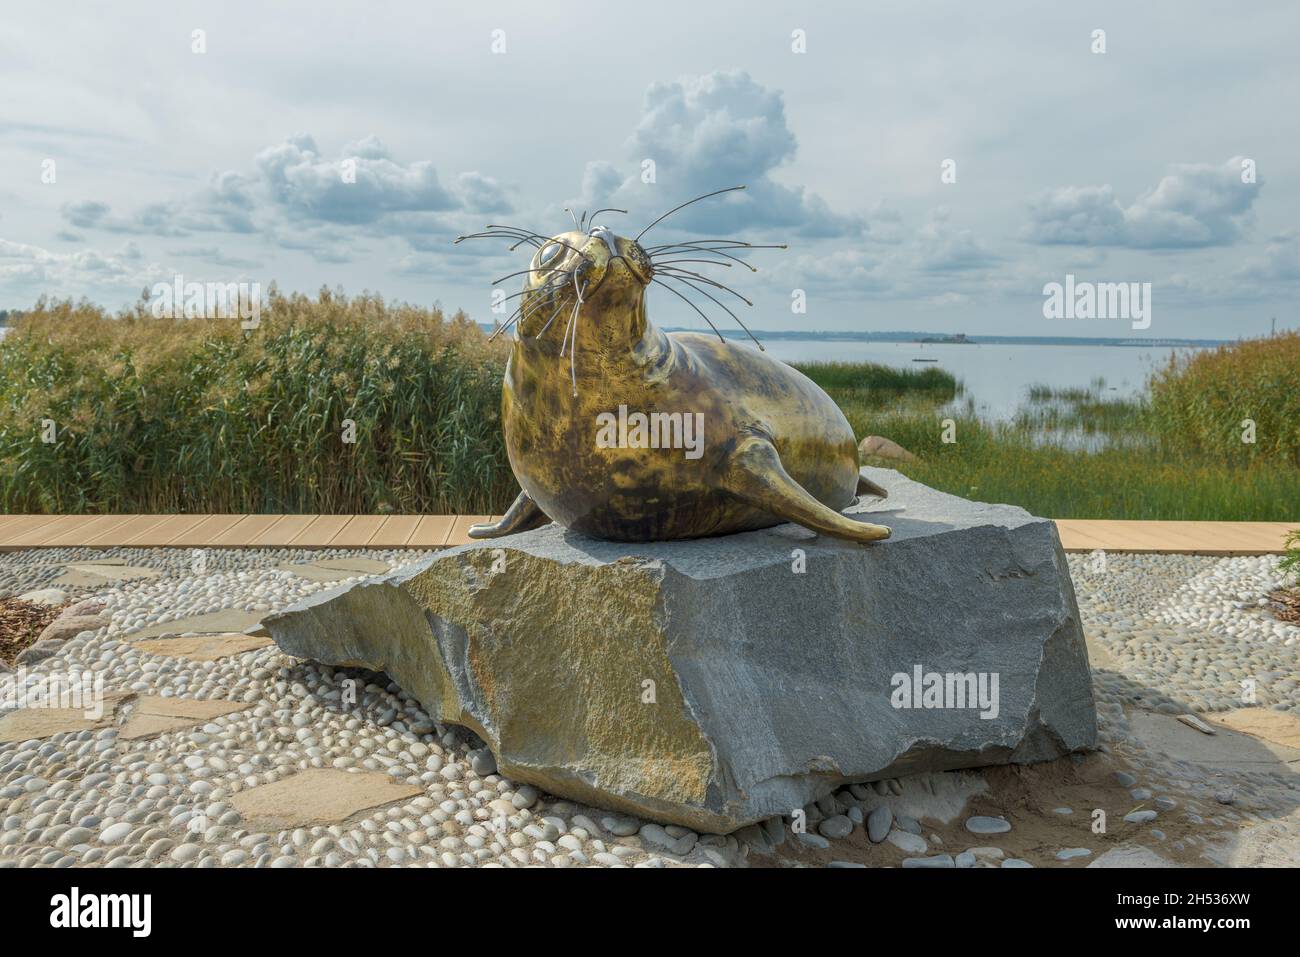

left=538, top=243, right=562, bottom=267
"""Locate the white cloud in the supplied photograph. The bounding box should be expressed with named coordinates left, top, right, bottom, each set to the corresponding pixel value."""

left=569, top=71, right=865, bottom=239
left=1025, top=158, right=1262, bottom=249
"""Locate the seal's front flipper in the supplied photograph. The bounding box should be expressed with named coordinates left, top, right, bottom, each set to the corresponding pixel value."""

left=725, top=436, right=891, bottom=544
left=467, top=490, right=551, bottom=539
left=856, top=473, right=889, bottom=500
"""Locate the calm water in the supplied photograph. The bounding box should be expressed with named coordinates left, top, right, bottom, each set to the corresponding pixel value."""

left=761, top=339, right=1205, bottom=421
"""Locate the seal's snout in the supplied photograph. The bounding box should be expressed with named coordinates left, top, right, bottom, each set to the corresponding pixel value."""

left=585, top=227, right=653, bottom=286
left=589, top=225, right=620, bottom=260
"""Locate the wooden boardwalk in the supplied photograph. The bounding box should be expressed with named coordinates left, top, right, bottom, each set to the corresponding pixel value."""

left=0, top=514, right=1294, bottom=554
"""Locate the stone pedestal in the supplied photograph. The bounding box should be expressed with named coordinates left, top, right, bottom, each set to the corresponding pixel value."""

left=261, top=468, right=1096, bottom=832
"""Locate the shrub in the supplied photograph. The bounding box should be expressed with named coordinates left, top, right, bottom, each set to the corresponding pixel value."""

left=1147, top=332, right=1300, bottom=465
left=0, top=288, right=515, bottom=515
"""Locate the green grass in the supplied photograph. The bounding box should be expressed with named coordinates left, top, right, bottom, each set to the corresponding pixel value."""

left=790, top=360, right=960, bottom=404
left=801, top=361, right=1300, bottom=522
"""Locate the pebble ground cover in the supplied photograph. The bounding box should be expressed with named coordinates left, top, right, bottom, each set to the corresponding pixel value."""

left=1, top=546, right=1297, bottom=868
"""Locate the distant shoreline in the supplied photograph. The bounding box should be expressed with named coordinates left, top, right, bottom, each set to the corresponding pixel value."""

left=479, top=323, right=1232, bottom=349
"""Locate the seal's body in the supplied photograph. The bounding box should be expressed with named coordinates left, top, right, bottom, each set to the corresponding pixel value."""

left=468, top=225, right=891, bottom=544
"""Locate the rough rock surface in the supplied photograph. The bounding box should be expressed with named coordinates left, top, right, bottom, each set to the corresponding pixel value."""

left=261, top=468, right=1096, bottom=832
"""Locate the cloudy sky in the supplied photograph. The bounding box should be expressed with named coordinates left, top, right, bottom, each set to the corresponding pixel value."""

left=2, top=0, right=1296, bottom=338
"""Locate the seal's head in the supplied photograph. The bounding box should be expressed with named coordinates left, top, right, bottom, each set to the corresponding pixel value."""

left=512, top=227, right=654, bottom=342
left=456, top=186, right=785, bottom=363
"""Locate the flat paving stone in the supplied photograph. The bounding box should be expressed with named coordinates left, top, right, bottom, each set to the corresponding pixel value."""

left=131, top=609, right=267, bottom=639
left=275, top=557, right=390, bottom=582
left=1209, top=708, right=1300, bottom=751
left=129, top=633, right=273, bottom=662
left=52, top=564, right=160, bottom=587
left=1087, top=846, right=1177, bottom=868
left=1131, top=711, right=1300, bottom=773
left=0, top=694, right=130, bottom=743
left=229, top=768, right=422, bottom=829
left=117, top=696, right=252, bottom=740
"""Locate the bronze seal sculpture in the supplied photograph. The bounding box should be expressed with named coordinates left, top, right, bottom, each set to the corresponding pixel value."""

left=457, top=187, right=892, bottom=544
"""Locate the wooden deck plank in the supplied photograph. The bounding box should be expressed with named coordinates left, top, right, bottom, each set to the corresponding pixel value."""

left=0, top=514, right=40, bottom=535
left=249, top=515, right=318, bottom=547
left=2, top=514, right=1296, bottom=553
left=407, top=515, right=455, bottom=548
left=120, top=515, right=208, bottom=547
left=163, top=515, right=247, bottom=548
left=1053, top=522, right=1112, bottom=552
left=0, top=514, right=73, bottom=545
left=42, top=515, right=136, bottom=547
left=446, top=515, right=493, bottom=546
left=369, top=515, right=422, bottom=548
left=3, top=515, right=92, bottom=548
left=328, top=515, right=388, bottom=548
left=287, top=515, right=352, bottom=547
left=208, top=514, right=286, bottom=547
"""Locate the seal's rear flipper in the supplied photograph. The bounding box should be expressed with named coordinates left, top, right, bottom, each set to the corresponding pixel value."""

left=468, top=490, right=552, bottom=539
left=725, top=436, right=891, bottom=544
left=856, top=473, right=888, bottom=500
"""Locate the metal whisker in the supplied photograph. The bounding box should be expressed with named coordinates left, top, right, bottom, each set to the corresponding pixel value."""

left=651, top=247, right=757, bottom=271
left=636, top=186, right=746, bottom=241
left=455, top=230, right=543, bottom=249
left=651, top=278, right=727, bottom=344
left=656, top=273, right=764, bottom=351
left=588, top=207, right=627, bottom=228
left=655, top=266, right=754, bottom=306
left=560, top=276, right=588, bottom=396
left=650, top=258, right=734, bottom=269
left=488, top=278, right=569, bottom=342
left=491, top=265, right=566, bottom=286
left=647, top=239, right=787, bottom=250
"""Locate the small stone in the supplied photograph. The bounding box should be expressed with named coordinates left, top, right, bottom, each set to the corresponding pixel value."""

left=1176, top=714, right=1216, bottom=735
left=16, top=638, right=66, bottom=666
left=468, top=748, right=497, bottom=777
left=965, top=815, right=1011, bottom=835
left=99, top=822, right=132, bottom=844
left=866, top=805, right=892, bottom=843
left=600, top=816, right=639, bottom=837
left=17, top=588, right=67, bottom=607
left=1114, top=771, right=1137, bottom=787
left=795, top=832, right=829, bottom=850
left=1056, top=847, right=1092, bottom=861
left=818, top=815, right=853, bottom=840
left=1123, top=810, right=1158, bottom=824
left=902, top=854, right=954, bottom=868
left=887, top=830, right=928, bottom=855
left=1001, top=858, right=1033, bottom=868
